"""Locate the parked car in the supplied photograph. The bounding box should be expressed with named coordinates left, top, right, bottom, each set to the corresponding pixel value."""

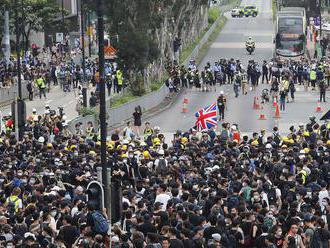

left=231, top=6, right=244, bottom=18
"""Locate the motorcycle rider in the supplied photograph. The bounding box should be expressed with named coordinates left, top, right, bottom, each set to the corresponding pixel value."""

left=245, top=36, right=255, bottom=49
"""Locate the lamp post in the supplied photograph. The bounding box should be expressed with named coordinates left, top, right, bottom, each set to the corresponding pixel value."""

left=97, top=0, right=111, bottom=219
left=80, top=0, right=87, bottom=107
left=14, top=0, right=25, bottom=141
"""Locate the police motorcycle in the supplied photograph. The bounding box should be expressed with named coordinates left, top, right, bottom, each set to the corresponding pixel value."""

left=245, top=37, right=255, bottom=55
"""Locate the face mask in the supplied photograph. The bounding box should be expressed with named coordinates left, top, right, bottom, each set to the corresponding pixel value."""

left=322, top=201, right=328, bottom=206
left=29, top=179, right=36, bottom=185
left=123, top=159, right=128, bottom=163
left=129, top=154, right=134, bottom=158
left=253, top=196, right=260, bottom=201
left=296, top=195, right=301, bottom=201
left=0, top=178, right=5, bottom=184
left=17, top=172, right=23, bottom=176
left=74, top=152, right=78, bottom=156
left=277, top=230, right=282, bottom=236
left=50, top=211, right=57, bottom=217
left=21, top=179, right=28, bottom=184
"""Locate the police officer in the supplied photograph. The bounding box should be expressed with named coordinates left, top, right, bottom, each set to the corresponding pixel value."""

left=217, top=91, right=227, bottom=121
left=36, top=74, right=46, bottom=99
left=319, top=79, right=327, bottom=102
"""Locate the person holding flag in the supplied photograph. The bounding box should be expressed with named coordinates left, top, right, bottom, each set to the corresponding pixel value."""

left=194, top=103, right=218, bottom=131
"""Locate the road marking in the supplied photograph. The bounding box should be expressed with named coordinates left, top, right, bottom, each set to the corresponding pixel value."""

left=45, top=100, right=53, bottom=104
left=210, top=42, right=273, bottom=49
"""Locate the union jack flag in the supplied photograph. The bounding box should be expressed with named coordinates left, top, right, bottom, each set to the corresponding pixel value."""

left=194, top=103, right=218, bottom=131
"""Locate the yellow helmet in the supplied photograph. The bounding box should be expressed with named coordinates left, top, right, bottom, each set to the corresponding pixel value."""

left=303, top=131, right=310, bottom=137
left=96, top=141, right=101, bottom=146
left=288, top=139, right=294, bottom=144
left=181, top=137, right=188, bottom=144
left=70, top=145, right=77, bottom=150
left=153, top=138, right=161, bottom=144
left=89, top=150, right=96, bottom=156
left=122, top=145, right=128, bottom=151
left=251, top=140, right=259, bottom=146
left=143, top=150, right=150, bottom=159
left=121, top=153, right=128, bottom=158
left=282, top=137, right=289, bottom=142
left=304, top=148, right=310, bottom=153
left=327, top=140, right=330, bottom=145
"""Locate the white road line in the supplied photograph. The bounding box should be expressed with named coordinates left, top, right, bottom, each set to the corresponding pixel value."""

left=210, top=42, right=273, bottom=49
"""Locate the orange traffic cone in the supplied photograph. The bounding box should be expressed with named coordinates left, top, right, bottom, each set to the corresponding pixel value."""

left=253, top=97, right=257, bottom=109
left=258, top=104, right=266, bottom=120
left=274, top=104, right=280, bottom=118
left=253, top=97, right=260, bottom=110
left=316, top=101, right=322, bottom=112
left=182, top=98, right=188, bottom=113
left=273, top=96, right=277, bottom=108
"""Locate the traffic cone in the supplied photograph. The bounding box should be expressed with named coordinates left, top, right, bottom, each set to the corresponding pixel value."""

left=258, top=104, right=266, bottom=120
left=182, top=98, right=188, bottom=113
left=274, top=104, right=280, bottom=118
left=316, top=101, right=322, bottom=112
left=253, top=97, right=260, bottom=110
left=273, top=96, right=277, bottom=108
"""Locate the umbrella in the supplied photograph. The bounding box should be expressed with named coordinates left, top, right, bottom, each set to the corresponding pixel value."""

left=320, top=109, right=330, bottom=121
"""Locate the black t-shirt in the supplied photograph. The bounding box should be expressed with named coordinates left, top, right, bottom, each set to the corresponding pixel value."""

left=204, top=226, right=221, bottom=242
left=58, top=225, right=79, bottom=248
left=133, top=111, right=142, bottom=126
left=170, top=238, right=184, bottom=248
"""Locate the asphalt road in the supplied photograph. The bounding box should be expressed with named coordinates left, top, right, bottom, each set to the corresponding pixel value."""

left=145, top=0, right=330, bottom=135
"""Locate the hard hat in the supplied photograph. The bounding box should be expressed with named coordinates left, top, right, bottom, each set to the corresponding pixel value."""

left=154, top=126, right=160, bottom=131
left=122, top=145, right=128, bottom=151
left=303, top=131, right=310, bottom=137
left=181, top=137, right=188, bottom=144
left=89, top=150, right=96, bottom=156
left=153, top=138, right=161, bottom=144
left=231, top=125, right=237, bottom=131
left=248, top=36, right=252, bottom=40
left=45, top=104, right=50, bottom=109
left=70, top=145, right=77, bottom=150
left=251, top=140, right=258, bottom=146
left=45, top=110, right=50, bottom=114
left=32, top=108, right=37, bottom=113
left=121, top=153, right=128, bottom=158
left=327, top=140, right=330, bottom=145
left=220, top=91, right=224, bottom=95
left=38, top=136, right=45, bottom=143
left=62, top=115, right=67, bottom=120
left=265, top=143, right=272, bottom=149
left=158, top=150, right=165, bottom=155
left=122, top=139, right=129, bottom=145
left=143, top=150, right=150, bottom=159
left=96, top=141, right=101, bottom=146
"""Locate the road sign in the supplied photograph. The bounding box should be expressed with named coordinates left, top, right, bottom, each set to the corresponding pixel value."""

left=56, top=33, right=64, bottom=43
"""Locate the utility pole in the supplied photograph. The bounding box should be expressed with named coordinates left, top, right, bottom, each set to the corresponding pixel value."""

left=80, top=0, right=87, bottom=107
left=14, top=0, right=25, bottom=140
left=97, top=0, right=110, bottom=220
left=88, top=11, right=92, bottom=57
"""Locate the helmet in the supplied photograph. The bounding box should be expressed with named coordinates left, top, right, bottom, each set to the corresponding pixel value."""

left=32, top=108, right=37, bottom=113
left=220, top=91, right=224, bottom=95
left=248, top=36, right=252, bottom=40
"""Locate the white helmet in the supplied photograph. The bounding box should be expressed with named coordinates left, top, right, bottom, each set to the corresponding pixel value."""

left=220, top=91, right=224, bottom=95
left=248, top=36, right=252, bottom=40
left=32, top=108, right=37, bottom=113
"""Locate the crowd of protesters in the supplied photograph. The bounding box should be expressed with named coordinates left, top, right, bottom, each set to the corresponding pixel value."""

left=0, top=94, right=329, bottom=247
left=0, top=46, right=125, bottom=106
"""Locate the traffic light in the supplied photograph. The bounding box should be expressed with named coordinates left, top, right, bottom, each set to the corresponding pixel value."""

left=173, top=38, right=182, bottom=53
left=86, top=181, right=104, bottom=211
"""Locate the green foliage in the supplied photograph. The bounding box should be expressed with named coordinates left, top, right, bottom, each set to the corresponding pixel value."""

left=110, top=91, right=139, bottom=108
left=80, top=107, right=97, bottom=117
left=208, top=7, right=220, bottom=24
left=150, top=80, right=164, bottom=92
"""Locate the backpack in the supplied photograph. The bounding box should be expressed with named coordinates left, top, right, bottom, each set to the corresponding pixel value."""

left=220, top=129, right=229, bottom=141
left=310, top=228, right=328, bottom=248
left=92, top=211, right=109, bottom=234
left=156, top=158, right=167, bottom=176
left=268, top=188, right=277, bottom=204
left=8, top=197, right=19, bottom=215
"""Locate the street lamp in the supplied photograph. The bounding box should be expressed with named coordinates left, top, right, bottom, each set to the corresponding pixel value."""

left=97, top=0, right=111, bottom=220
left=80, top=0, right=87, bottom=107
left=14, top=0, right=25, bottom=140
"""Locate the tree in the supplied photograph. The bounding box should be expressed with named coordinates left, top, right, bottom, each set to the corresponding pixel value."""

left=0, top=0, right=63, bottom=51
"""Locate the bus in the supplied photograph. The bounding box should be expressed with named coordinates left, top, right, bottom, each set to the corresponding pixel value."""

left=279, top=7, right=306, bottom=32
left=275, top=9, right=306, bottom=57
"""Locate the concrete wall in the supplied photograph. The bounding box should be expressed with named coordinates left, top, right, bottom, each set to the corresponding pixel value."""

left=0, top=82, right=29, bottom=106
left=106, top=85, right=169, bottom=127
